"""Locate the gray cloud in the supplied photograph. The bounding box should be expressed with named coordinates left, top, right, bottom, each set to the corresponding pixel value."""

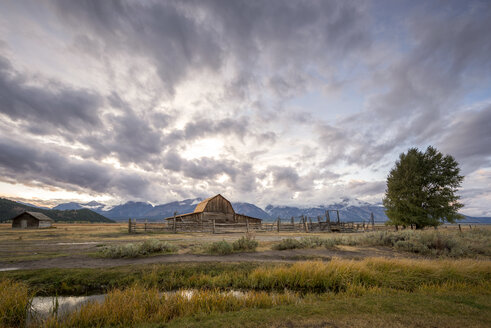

left=0, top=0, right=489, bottom=212
left=0, top=136, right=150, bottom=199
left=438, top=105, right=491, bottom=174
left=52, top=0, right=223, bottom=96
left=0, top=56, right=102, bottom=133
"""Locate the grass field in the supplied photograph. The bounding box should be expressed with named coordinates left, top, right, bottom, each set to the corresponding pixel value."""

left=0, top=223, right=490, bottom=327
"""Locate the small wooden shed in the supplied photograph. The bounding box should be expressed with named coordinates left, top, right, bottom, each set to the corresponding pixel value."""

left=165, top=194, right=262, bottom=225
left=11, top=211, right=54, bottom=229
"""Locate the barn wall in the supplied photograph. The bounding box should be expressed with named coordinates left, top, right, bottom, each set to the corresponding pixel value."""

left=12, top=214, right=39, bottom=229
left=235, top=214, right=262, bottom=224
left=203, top=212, right=234, bottom=223
left=38, top=221, right=52, bottom=228
left=204, top=196, right=235, bottom=214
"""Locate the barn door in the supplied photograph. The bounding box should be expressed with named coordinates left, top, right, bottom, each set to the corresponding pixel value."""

left=21, top=219, right=27, bottom=228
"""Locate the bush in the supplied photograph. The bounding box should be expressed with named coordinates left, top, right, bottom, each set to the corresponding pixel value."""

left=208, top=241, right=234, bottom=255
left=273, top=238, right=303, bottom=250
left=274, top=237, right=336, bottom=250
left=99, top=239, right=177, bottom=258
left=232, top=236, right=258, bottom=252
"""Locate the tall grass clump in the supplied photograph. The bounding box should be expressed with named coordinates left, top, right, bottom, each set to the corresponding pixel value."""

left=248, top=258, right=491, bottom=293
left=207, top=241, right=234, bottom=255
left=99, top=239, right=177, bottom=258
left=0, top=279, right=32, bottom=328
left=42, top=286, right=298, bottom=327
left=273, top=236, right=333, bottom=250
left=232, top=235, right=258, bottom=252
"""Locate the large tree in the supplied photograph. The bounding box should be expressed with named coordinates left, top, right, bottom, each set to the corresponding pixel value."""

left=383, top=146, right=464, bottom=229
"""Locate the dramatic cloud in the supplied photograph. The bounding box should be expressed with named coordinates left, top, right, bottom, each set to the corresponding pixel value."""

left=0, top=0, right=490, bottom=214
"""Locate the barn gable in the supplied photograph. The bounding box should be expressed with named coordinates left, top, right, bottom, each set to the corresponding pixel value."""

left=193, top=194, right=235, bottom=214
left=165, top=194, right=261, bottom=226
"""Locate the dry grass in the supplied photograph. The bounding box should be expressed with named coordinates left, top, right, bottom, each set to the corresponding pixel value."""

left=0, top=279, right=33, bottom=328
left=39, top=286, right=298, bottom=328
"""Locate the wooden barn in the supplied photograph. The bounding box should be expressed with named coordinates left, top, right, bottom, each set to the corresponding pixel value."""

left=165, top=194, right=262, bottom=228
left=11, top=211, right=54, bottom=229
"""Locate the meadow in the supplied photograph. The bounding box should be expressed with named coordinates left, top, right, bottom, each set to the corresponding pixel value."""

left=0, top=223, right=490, bottom=327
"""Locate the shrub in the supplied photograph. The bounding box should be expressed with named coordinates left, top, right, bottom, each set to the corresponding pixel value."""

left=232, top=236, right=258, bottom=252
left=273, top=238, right=303, bottom=250
left=99, top=239, right=177, bottom=258
left=208, top=241, right=234, bottom=255
left=274, top=237, right=336, bottom=250
left=0, top=279, right=32, bottom=328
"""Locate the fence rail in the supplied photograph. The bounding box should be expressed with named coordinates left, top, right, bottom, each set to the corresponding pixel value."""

left=127, top=211, right=378, bottom=234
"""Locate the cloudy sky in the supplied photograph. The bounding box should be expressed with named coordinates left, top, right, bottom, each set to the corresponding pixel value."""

left=0, top=0, right=490, bottom=215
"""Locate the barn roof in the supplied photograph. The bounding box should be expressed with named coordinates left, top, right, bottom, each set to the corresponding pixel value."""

left=193, top=194, right=233, bottom=213
left=12, top=211, right=54, bottom=222
left=193, top=196, right=215, bottom=213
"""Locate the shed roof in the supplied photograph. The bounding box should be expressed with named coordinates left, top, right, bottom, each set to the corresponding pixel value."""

left=13, top=211, right=54, bottom=222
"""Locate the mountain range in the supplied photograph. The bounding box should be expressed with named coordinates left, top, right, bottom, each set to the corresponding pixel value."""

left=49, top=196, right=491, bottom=224
left=50, top=197, right=390, bottom=222
left=3, top=196, right=489, bottom=224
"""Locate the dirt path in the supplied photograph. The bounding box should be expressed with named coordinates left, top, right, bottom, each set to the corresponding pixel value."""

left=0, top=246, right=416, bottom=270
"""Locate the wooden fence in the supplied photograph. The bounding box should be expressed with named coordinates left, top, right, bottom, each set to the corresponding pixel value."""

left=128, top=218, right=262, bottom=234
left=127, top=210, right=378, bottom=234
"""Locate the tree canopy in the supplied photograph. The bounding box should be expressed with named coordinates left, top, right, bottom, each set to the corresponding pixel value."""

left=383, top=146, right=464, bottom=229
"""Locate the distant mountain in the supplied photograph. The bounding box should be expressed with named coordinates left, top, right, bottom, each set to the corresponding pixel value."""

left=265, top=197, right=387, bottom=222
left=232, top=202, right=271, bottom=220
left=52, top=202, right=83, bottom=210
left=104, top=201, right=154, bottom=219
left=0, top=198, right=114, bottom=223
left=145, top=198, right=203, bottom=219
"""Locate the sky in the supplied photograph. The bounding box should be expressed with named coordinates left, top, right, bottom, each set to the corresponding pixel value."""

left=0, top=0, right=490, bottom=216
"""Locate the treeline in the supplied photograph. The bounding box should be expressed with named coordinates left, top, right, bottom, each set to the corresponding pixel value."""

left=0, top=198, right=114, bottom=223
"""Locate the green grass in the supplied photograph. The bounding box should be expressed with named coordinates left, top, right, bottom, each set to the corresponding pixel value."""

left=165, top=288, right=491, bottom=328
left=2, top=258, right=490, bottom=296
left=1, top=258, right=490, bottom=327
left=2, top=279, right=490, bottom=327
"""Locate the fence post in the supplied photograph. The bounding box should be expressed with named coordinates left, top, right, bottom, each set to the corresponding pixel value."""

left=173, top=212, right=177, bottom=233
left=145, top=219, right=147, bottom=233
left=308, top=217, right=312, bottom=231
left=246, top=219, right=249, bottom=233
left=326, top=211, right=331, bottom=232
left=458, top=224, right=462, bottom=232
left=469, top=224, right=472, bottom=230
left=128, top=218, right=132, bottom=234
left=277, top=218, right=280, bottom=233
left=370, top=212, right=374, bottom=230
left=213, top=219, right=216, bottom=234
left=336, top=210, right=340, bottom=224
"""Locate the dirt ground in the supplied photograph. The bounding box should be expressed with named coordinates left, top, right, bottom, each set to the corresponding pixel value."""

left=0, top=223, right=426, bottom=270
